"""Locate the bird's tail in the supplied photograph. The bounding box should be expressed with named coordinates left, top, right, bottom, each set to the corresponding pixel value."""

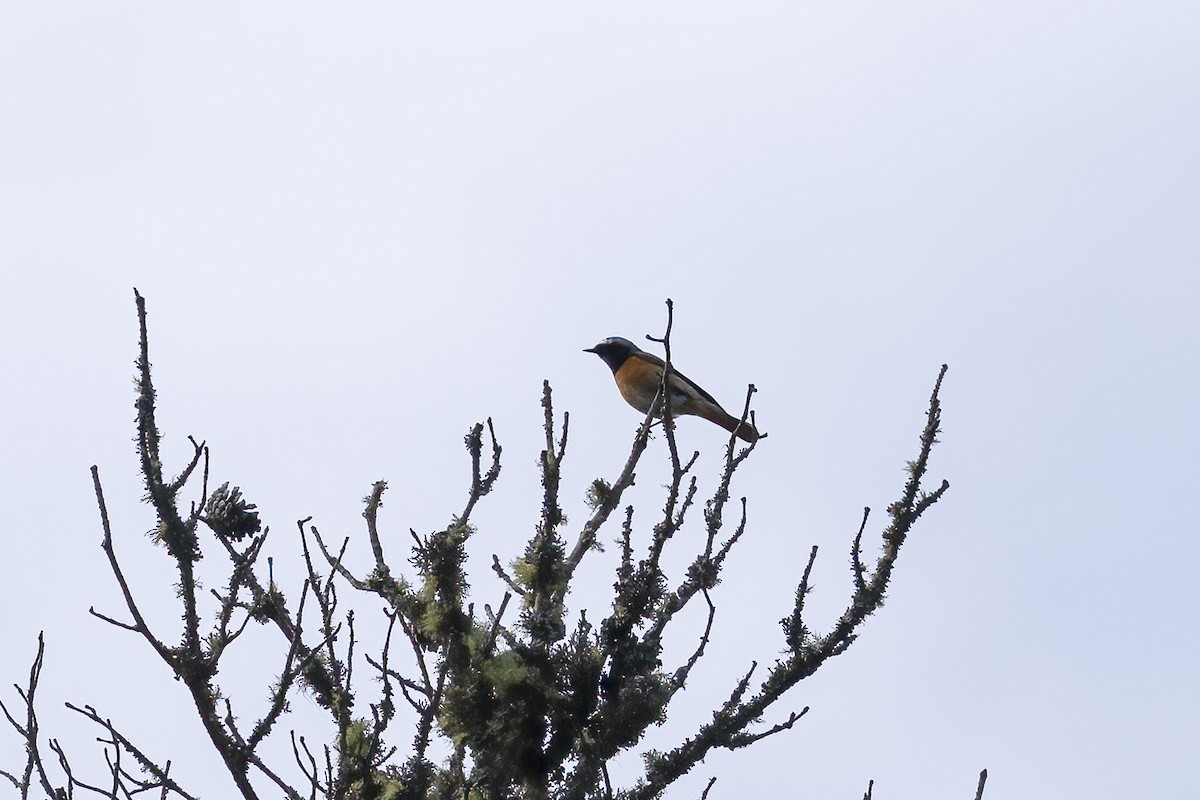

left=696, top=403, right=760, bottom=443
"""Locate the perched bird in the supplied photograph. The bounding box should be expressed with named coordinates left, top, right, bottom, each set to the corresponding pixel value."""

left=584, top=337, right=760, bottom=442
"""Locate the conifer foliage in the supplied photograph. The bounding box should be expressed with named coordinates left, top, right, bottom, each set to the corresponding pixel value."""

left=1, top=294, right=974, bottom=800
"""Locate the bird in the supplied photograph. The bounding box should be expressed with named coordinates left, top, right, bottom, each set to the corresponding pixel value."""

left=584, top=336, right=760, bottom=443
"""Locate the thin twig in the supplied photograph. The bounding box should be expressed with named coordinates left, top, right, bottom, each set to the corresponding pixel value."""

left=974, top=769, right=988, bottom=800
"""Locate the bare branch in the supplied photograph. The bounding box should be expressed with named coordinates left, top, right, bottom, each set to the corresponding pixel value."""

left=364, top=481, right=389, bottom=575
left=850, top=507, right=872, bottom=595
left=723, top=707, right=809, bottom=748
left=974, top=768, right=988, bottom=800
left=92, top=467, right=175, bottom=667
left=491, top=554, right=525, bottom=597
left=668, top=590, right=717, bottom=693
left=0, top=634, right=61, bottom=798
left=65, top=703, right=199, bottom=800
left=484, top=592, right=513, bottom=655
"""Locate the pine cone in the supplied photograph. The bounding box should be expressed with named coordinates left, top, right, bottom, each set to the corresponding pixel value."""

left=202, top=482, right=261, bottom=542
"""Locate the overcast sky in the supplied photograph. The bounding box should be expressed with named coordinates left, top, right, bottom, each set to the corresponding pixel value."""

left=2, top=3, right=1197, bottom=799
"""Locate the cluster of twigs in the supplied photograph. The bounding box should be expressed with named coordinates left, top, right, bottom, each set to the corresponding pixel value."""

left=1, top=293, right=965, bottom=800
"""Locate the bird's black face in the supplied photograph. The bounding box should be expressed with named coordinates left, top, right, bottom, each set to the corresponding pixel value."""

left=584, top=337, right=638, bottom=373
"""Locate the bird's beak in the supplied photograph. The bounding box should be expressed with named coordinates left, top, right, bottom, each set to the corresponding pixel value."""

left=583, top=346, right=597, bottom=353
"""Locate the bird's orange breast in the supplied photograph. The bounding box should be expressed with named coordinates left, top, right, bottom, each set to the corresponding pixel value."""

left=613, top=356, right=663, bottom=414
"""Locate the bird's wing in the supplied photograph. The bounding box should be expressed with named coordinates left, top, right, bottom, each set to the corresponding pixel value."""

left=632, top=351, right=722, bottom=408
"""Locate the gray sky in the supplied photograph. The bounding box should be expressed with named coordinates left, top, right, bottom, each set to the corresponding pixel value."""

left=2, top=3, right=1197, bottom=798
